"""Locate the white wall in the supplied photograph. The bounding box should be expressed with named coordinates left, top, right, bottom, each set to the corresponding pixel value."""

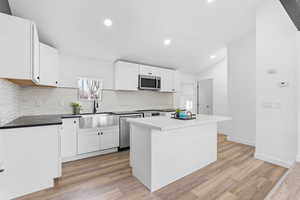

left=297, top=34, right=300, bottom=162
left=255, top=0, right=297, bottom=167
left=173, top=71, right=197, bottom=112
left=0, top=79, right=19, bottom=125
left=227, top=31, right=256, bottom=146
left=58, top=53, right=115, bottom=90
left=198, top=57, right=231, bottom=135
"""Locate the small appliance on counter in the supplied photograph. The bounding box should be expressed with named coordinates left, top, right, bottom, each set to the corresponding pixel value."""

left=171, top=110, right=196, bottom=120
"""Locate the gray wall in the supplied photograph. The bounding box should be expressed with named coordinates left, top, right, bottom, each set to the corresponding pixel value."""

left=0, top=0, right=10, bottom=14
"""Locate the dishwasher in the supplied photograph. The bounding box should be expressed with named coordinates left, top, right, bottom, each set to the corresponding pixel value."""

left=118, top=113, right=143, bottom=149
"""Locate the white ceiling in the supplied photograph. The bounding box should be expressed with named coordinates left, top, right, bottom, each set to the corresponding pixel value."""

left=8, top=0, right=258, bottom=73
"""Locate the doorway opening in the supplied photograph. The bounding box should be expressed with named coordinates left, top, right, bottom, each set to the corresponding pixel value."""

left=197, top=79, right=213, bottom=115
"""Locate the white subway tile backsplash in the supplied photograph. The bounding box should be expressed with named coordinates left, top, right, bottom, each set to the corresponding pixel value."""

left=0, top=79, right=19, bottom=125
left=19, top=87, right=174, bottom=116
left=0, top=79, right=174, bottom=121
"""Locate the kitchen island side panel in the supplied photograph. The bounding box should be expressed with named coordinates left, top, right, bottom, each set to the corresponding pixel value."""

left=150, top=123, right=218, bottom=191
left=130, top=124, right=152, bottom=188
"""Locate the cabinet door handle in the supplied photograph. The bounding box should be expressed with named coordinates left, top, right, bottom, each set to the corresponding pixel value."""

left=74, top=121, right=76, bottom=124
left=0, top=169, right=4, bottom=173
left=101, top=132, right=103, bottom=135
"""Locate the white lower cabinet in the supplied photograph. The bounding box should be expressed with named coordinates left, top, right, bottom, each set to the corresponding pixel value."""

left=77, top=128, right=99, bottom=154
left=0, top=126, right=60, bottom=199
left=99, top=127, right=120, bottom=150
left=77, top=126, right=119, bottom=155
left=60, top=118, right=78, bottom=158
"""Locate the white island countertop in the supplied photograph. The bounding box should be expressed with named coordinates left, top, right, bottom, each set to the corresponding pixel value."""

left=127, top=114, right=231, bottom=131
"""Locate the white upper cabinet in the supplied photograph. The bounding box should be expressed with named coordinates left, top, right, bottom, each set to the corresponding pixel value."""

left=0, top=13, right=59, bottom=87
left=39, top=43, right=59, bottom=87
left=114, top=61, right=177, bottom=92
left=0, top=13, right=40, bottom=84
left=139, top=65, right=161, bottom=76
left=160, top=68, right=176, bottom=92
left=115, top=61, right=139, bottom=91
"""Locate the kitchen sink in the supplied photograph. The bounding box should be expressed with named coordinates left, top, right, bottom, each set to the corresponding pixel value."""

left=79, top=114, right=119, bottom=129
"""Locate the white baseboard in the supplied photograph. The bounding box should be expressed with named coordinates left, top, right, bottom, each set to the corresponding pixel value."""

left=264, top=164, right=294, bottom=200
left=255, top=153, right=294, bottom=168
left=227, top=136, right=255, bottom=146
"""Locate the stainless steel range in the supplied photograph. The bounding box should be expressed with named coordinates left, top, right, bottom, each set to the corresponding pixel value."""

left=136, top=109, right=176, bottom=118
left=136, top=109, right=162, bottom=117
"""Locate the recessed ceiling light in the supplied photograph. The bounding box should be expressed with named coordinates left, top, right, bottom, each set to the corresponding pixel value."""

left=207, top=0, right=216, bottom=3
left=210, top=55, right=216, bottom=59
left=163, top=39, right=172, bottom=46
left=104, top=18, right=113, bottom=27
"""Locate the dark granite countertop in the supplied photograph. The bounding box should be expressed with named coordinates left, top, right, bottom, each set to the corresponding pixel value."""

left=0, top=115, right=63, bottom=129
left=0, top=109, right=176, bottom=130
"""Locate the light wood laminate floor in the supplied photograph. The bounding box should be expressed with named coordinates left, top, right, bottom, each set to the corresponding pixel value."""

left=269, top=163, right=300, bottom=200
left=16, top=135, right=287, bottom=200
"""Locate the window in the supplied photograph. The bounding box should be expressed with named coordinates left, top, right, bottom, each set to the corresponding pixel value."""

left=78, top=78, right=103, bottom=101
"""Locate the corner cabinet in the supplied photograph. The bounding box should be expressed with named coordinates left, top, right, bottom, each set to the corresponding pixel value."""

left=0, top=125, right=61, bottom=199
left=114, top=61, right=139, bottom=91
left=0, top=13, right=59, bottom=87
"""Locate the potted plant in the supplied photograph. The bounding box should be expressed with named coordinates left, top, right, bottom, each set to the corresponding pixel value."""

left=71, top=102, right=81, bottom=115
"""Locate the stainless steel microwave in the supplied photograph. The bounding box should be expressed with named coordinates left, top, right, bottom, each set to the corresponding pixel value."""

left=139, top=75, right=161, bottom=90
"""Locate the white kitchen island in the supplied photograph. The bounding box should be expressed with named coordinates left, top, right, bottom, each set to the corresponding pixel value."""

left=128, top=114, right=231, bottom=192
